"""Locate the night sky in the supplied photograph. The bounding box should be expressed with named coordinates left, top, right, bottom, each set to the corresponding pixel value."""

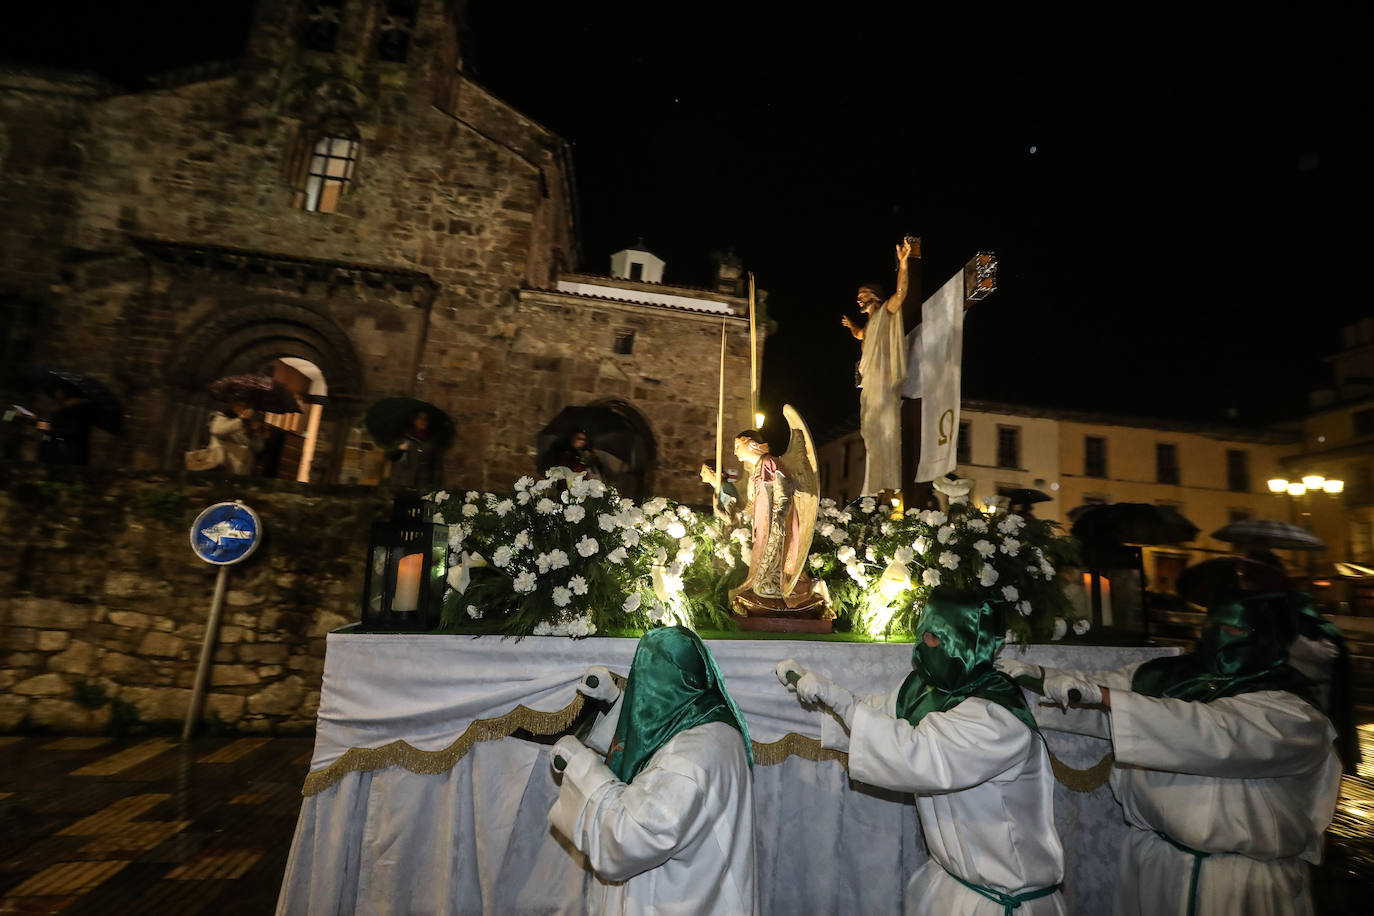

left=6, top=1, right=1371, bottom=435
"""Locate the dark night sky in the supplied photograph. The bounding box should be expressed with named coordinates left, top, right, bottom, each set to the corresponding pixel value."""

left=6, top=2, right=1372, bottom=435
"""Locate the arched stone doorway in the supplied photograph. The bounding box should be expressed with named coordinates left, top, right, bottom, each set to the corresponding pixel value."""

left=163, top=302, right=365, bottom=483
left=537, top=399, right=657, bottom=500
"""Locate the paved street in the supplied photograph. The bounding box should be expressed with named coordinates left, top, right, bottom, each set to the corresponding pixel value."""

left=0, top=736, right=311, bottom=915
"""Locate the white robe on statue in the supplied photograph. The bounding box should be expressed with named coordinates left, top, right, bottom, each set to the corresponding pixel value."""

left=858, top=304, right=906, bottom=495
left=1033, top=662, right=1342, bottom=916
left=549, top=720, right=758, bottom=916
left=823, top=689, right=1066, bottom=916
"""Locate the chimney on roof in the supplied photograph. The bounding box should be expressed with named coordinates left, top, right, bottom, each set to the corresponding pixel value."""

left=610, top=243, right=664, bottom=283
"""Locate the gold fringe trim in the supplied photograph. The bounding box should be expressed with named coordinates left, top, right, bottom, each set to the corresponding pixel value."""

left=301, top=692, right=1114, bottom=795
left=1048, top=751, right=1114, bottom=793
left=302, top=695, right=588, bottom=796
left=751, top=733, right=849, bottom=767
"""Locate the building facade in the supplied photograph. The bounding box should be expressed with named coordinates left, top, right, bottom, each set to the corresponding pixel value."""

left=0, top=1, right=758, bottom=504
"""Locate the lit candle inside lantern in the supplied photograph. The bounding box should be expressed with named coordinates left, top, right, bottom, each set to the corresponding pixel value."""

left=393, top=553, right=424, bottom=612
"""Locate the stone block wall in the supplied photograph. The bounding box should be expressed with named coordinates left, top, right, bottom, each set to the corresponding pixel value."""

left=0, top=463, right=392, bottom=735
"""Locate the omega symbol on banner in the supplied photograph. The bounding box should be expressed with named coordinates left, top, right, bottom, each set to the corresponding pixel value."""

left=937, top=409, right=955, bottom=446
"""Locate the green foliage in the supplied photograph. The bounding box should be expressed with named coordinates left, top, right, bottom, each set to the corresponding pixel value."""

left=133, top=488, right=188, bottom=527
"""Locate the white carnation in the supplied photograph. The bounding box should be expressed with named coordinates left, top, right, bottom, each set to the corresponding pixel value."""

left=1017, top=600, right=1032, bottom=616
left=938, top=551, right=960, bottom=570
left=466, top=604, right=482, bottom=619
left=514, top=477, right=533, bottom=492
left=893, top=546, right=914, bottom=565
left=827, top=528, right=847, bottom=544
left=432, top=512, right=446, bottom=525
left=576, top=536, right=599, bottom=558
left=967, top=518, right=988, bottom=533
left=492, top=545, right=513, bottom=568
left=513, top=530, right=531, bottom=551
left=607, top=546, right=628, bottom=564
left=513, top=570, right=537, bottom=593
left=564, top=504, right=586, bottom=523
left=495, top=499, right=514, bottom=517
left=1001, top=537, right=1021, bottom=557
left=536, top=497, right=559, bottom=516
left=979, top=565, right=999, bottom=587
left=922, top=568, right=942, bottom=586
left=860, top=497, right=876, bottom=514
left=552, top=586, right=572, bottom=608
left=937, top=524, right=955, bottom=544
left=598, top=513, right=618, bottom=532
left=462, top=503, right=478, bottom=518
left=622, top=528, right=640, bottom=547
left=973, top=539, right=995, bottom=558
left=569, top=575, right=588, bottom=596
left=548, top=549, right=570, bottom=570
left=1002, top=585, right=1019, bottom=602
left=913, top=537, right=930, bottom=554
left=836, top=545, right=857, bottom=565
left=666, top=521, right=687, bottom=539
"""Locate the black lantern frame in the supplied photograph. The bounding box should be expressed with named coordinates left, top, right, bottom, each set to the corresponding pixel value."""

left=361, top=497, right=447, bottom=631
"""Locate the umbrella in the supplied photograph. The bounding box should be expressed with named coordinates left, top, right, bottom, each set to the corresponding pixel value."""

left=536, top=405, right=650, bottom=469
left=363, top=397, right=454, bottom=448
left=1003, top=487, right=1050, bottom=508
left=1070, top=502, right=1200, bottom=547
left=209, top=375, right=301, bottom=414
left=1176, top=557, right=1293, bottom=606
left=1211, top=519, right=1326, bottom=551
left=20, top=366, right=125, bottom=434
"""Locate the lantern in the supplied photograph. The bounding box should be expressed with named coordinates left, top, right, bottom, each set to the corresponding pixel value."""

left=361, top=497, right=447, bottom=631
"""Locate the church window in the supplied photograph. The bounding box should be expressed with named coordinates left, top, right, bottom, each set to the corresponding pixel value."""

left=300, top=1, right=346, bottom=52
left=377, top=1, right=420, bottom=62
left=297, top=136, right=358, bottom=213
left=613, top=329, right=635, bottom=355
left=956, top=421, right=971, bottom=464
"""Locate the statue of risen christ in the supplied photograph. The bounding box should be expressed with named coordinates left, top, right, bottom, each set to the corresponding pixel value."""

left=842, top=238, right=915, bottom=504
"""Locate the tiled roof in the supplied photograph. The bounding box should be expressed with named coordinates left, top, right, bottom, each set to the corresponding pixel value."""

left=525, top=286, right=745, bottom=317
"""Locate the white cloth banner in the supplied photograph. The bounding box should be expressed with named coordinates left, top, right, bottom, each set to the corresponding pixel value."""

left=278, top=634, right=1175, bottom=916
left=915, top=271, right=965, bottom=482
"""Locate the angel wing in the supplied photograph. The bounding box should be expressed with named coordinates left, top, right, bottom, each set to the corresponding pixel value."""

left=780, top=404, right=820, bottom=598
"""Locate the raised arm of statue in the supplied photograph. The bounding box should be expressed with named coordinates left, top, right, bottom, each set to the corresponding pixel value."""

left=885, top=238, right=916, bottom=314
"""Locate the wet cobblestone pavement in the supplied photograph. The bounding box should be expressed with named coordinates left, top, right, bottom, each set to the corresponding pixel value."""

left=0, top=730, right=1370, bottom=913
left=0, top=735, right=311, bottom=915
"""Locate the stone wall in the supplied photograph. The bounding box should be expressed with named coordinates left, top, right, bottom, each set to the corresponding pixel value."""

left=0, top=462, right=392, bottom=735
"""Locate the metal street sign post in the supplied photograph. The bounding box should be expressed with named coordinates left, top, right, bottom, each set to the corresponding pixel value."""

left=183, top=500, right=262, bottom=741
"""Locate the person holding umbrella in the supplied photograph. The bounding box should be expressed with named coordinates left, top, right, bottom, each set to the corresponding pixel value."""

left=385, top=408, right=442, bottom=489
left=189, top=400, right=264, bottom=475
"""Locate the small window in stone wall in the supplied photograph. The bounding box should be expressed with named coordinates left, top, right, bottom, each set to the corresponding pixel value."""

left=613, top=330, right=635, bottom=355
left=294, top=136, right=358, bottom=213
left=377, top=0, right=420, bottom=62
left=300, top=0, right=346, bottom=52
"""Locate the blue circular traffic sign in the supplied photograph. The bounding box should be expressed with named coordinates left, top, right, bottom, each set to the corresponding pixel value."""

left=189, top=501, right=262, bottom=566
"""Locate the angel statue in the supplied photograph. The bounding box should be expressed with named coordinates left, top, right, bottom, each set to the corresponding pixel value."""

left=729, top=406, right=831, bottom=628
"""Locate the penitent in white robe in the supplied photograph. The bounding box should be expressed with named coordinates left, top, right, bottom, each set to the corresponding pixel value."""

left=1033, top=663, right=1342, bottom=916
left=549, top=720, right=758, bottom=916
left=823, top=690, right=1066, bottom=916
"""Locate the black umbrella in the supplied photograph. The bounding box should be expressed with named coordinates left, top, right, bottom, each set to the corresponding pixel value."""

left=20, top=366, right=125, bottom=434
left=1176, top=557, right=1293, bottom=607
left=536, top=405, right=648, bottom=468
left=1070, top=502, right=1200, bottom=547
left=1004, top=487, right=1051, bottom=508
left=363, top=397, right=454, bottom=448
left=1211, top=519, right=1326, bottom=551
left=208, top=375, right=301, bottom=414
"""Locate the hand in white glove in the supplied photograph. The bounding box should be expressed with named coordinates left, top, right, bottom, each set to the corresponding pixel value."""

left=551, top=735, right=586, bottom=775
left=1043, top=673, right=1102, bottom=709
left=795, top=671, right=857, bottom=727
left=576, top=665, right=620, bottom=704
left=776, top=658, right=806, bottom=689
left=995, top=656, right=1043, bottom=682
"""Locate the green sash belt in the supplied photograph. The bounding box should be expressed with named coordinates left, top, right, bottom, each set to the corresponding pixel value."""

left=1154, top=831, right=1211, bottom=916
left=945, top=869, right=1060, bottom=914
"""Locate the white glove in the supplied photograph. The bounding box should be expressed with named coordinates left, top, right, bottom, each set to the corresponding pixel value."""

left=795, top=671, right=857, bottom=727
left=776, top=658, right=806, bottom=688
left=551, top=735, right=586, bottom=775
left=1043, top=673, right=1102, bottom=708
left=995, top=656, right=1042, bottom=682
left=576, top=666, right=620, bottom=704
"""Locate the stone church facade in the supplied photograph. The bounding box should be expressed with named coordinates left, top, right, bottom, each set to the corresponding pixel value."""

left=0, top=0, right=759, bottom=504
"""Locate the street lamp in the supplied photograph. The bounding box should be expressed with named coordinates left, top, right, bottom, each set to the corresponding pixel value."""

left=1268, top=474, right=1344, bottom=577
